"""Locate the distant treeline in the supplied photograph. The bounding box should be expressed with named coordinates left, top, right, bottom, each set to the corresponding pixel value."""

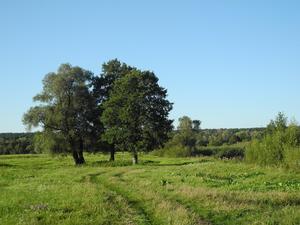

left=0, top=127, right=265, bottom=155
left=153, top=116, right=265, bottom=158
left=154, top=113, right=300, bottom=170
left=0, top=133, right=34, bottom=154
left=193, top=127, right=265, bottom=146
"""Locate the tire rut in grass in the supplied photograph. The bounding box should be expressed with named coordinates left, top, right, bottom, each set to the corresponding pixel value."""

left=135, top=173, right=250, bottom=225
left=107, top=169, right=210, bottom=225
left=85, top=171, right=154, bottom=225
left=114, top=170, right=282, bottom=225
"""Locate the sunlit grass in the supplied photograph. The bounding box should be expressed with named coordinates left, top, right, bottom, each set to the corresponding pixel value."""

left=0, top=153, right=299, bottom=225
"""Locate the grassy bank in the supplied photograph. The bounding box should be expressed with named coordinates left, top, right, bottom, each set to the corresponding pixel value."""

left=0, top=153, right=299, bottom=225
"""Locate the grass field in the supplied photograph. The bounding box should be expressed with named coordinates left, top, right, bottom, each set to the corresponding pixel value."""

left=0, top=153, right=300, bottom=225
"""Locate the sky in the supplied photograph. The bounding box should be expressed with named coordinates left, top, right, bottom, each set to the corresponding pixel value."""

left=1, top=0, right=300, bottom=132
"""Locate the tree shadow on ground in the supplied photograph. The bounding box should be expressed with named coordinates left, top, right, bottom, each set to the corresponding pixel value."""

left=91, top=160, right=162, bottom=167
left=0, top=163, right=17, bottom=168
left=149, top=159, right=213, bottom=167
left=90, top=159, right=212, bottom=167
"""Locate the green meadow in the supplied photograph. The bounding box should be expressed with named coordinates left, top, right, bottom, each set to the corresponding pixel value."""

left=1, top=154, right=299, bottom=225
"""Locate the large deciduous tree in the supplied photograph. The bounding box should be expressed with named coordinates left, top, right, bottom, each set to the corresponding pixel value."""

left=101, top=70, right=173, bottom=164
left=92, top=59, right=134, bottom=161
left=23, top=64, right=97, bottom=165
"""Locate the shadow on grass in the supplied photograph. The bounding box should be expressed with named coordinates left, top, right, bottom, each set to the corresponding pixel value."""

left=0, top=155, right=40, bottom=160
left=91, top=159, right=212, bottom=168
left=91, top=160, right=162, bottom=167
left=78, top=171, right=108, bottom=183
left=0, top=163, right=17, bottom=168
left=151, top=159, right=213, bottom=167
left=91, top=160, right=133, bottom=167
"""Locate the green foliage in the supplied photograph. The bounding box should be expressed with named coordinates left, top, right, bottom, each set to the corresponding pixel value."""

left=195, top=146, right=245, bottom=158
left=172, top=130, right=196, bottom=150
left=208, top=134, right=224, bottom=146
left=33, top=132, right=69, bottom=155
left=178, top=116, right=193, bottom=131
left=266, top=111, right=288, bottom=134
left=23, top=64, right=98, bottom=164
left=0, top=133, right=34, bottom=155
left=157, top=116, right=249, bottom=159
left=198, top=128, right=263, bottom=147
left=156, top=145, right=245, bottom=159
left=246, top=113, right=300, bottom=170
left=92, top=59, right=136, bottom=159
left=101, top=70, right=173, bottom=163
left=153, top=145, right=193, bottom=157
left=32, top=132, right=48, bottom=154
left=284, top=147, right=300, bottom=170
left=155, top=116, right=198, bottom=157
left=192, top=120, right=201, bottom=131
left=93, top=59, right=134, bottom=105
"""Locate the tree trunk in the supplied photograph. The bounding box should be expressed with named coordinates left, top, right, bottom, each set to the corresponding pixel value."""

left=71, top=139, right=85, bottom=165
left=72, top=150, right=80, bottom=165
left=109, top=147, right=115, bottom=161
left=132, top=152, right=138, bottom=165
left=77, top=139, right=85, bottom=164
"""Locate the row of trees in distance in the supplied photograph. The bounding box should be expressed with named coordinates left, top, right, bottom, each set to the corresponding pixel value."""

left=0, top=125, right=265, bottom=156
left=0, top=133, right=33, bottom=155
left=154, top=116, right=264, bottom=158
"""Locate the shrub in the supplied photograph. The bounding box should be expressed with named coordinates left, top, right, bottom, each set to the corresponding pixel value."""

left=216, top=147, right=244, bottom=159
left=195, top=147, right=215, bottom=156
left=195, top=146, right=244, bottom=159
left=246, top=133, right=285, bottom=166
left=246, top=114, right=300, bottom=169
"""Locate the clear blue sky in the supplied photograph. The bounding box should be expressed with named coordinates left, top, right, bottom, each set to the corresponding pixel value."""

left=1, top=0, right=300, bottom=132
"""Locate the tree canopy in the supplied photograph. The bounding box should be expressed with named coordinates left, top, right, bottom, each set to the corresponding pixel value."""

left=22, top=60, right=173, bottom=165
left=23, top=64, right=97, bottom=164
left=91, top=59, right=135, bottom=161
left=101, top=70, right=173, bottom=164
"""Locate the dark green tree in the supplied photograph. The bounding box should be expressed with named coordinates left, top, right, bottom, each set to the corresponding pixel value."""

left=92, top=59, right=134, bottom=161
left=192, top=120, right=201, bottom=131
left=101, top=70, right=173, bottom=164
left=23, top=64, right=97, bottom=165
